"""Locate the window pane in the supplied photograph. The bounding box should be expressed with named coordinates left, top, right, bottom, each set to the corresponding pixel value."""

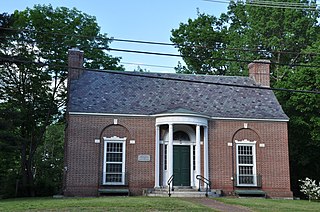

left=106, top=174, right=122, bottom=183
left=239, top=176, right=254, bottom=184
left=239, top=166, right=253, bottom=175
left=238, top=146, right=252, bottom=155
left=106, top=153, right=122, bottom=162
left=173, top=131, right=190, bottom=141
left=164, top=145, right=167, bottom=170
left=107, top=143, right=122, bottom=152
left=193, top=145, right=196, bottom=171
left=239, top=156, right=253, bottom=164
left=106, top=164, right=122, bottom=173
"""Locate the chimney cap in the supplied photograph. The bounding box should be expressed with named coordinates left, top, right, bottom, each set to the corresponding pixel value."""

left=69, top=47, right=84, bottom=53
left=248, top=59, right=271, bottom=68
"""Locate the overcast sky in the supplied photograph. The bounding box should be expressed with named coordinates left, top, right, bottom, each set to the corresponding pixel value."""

left=2, top=0, right=228, bottom=72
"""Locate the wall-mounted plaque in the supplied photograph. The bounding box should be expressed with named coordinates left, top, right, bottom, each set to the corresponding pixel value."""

left=138, top=154, right=151, bottom=162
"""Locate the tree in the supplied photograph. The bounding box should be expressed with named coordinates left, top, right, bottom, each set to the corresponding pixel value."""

left=34, top=123, right=64, bottom=196
left=225, top=1, right=319, bottom=81
left=275, top=42, right=320, bottom=196
left=171, top=1, right=320, bottom=79
left=0, top=104, right=21, bottom=198
left=171, top=12, right=229, bottom=75
left=0, top=5, right=123, bottom=196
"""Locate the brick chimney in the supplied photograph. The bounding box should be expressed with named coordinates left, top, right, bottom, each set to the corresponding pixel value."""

left=248, top=60, right=271, bottom=87
left=68, top=48, right=84, bottom=81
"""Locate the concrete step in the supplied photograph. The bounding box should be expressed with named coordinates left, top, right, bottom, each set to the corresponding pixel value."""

left=145, top=188, right=222, bottom=197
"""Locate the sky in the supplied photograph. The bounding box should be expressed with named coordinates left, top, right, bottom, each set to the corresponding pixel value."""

left=1, top=0, right=228, bottom=73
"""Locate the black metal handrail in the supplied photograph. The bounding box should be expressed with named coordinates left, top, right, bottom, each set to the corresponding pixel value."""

left=196, top=175, right=211, bottom=197
left=167, top=175, right=174, bottom=197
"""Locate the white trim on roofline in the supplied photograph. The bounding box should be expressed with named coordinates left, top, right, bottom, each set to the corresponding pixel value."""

left=154, top=113, right=210, bottom=119
left=210, top=116, right=289, bottom=122
left=68, top=111, right=289, bottom=122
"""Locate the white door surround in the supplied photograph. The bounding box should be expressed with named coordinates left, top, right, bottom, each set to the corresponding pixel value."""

left=154, top=115, right=208, bottom=189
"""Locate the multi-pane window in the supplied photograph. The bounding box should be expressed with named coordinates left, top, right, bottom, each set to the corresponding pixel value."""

left=103, top=137, right=126, bottom=185
left=193, top=145, right=196, bottom=171
left=173, top=131, right=190, bottom=141
left=236, top=141, right=256, bottom=186
left=164, top=145, right=167, bottom=170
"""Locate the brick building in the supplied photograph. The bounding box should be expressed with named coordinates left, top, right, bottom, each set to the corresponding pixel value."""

left=64, top=49, right=292, bottom=198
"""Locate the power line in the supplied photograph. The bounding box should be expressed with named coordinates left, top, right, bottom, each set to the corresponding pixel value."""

left=202, top=0, right=318, bottom=10
left=1, top=29, right=320, bottom=69
left=248, top=0, right=317, bottom=9
left=106, top=47, right=320, bottom=68
left=110, top=38, right=174, bottom=47
left=2, top=42, right=320, bottom=70
left=85, top=68, right=320, bottom=94
left=2, top=28, right=320, bottom=70
left=1, top=56, right=319, bottom=95
left=110, top=36, right=320, bottom=56
left=1, top=27, right=320, bottom=56
left=120, top=62, right=175, bottom=69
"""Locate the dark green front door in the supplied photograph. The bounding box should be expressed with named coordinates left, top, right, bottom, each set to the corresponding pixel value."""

left=173, top=145, right=190, bottom=186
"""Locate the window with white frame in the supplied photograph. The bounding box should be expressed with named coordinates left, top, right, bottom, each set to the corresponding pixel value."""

left=236, top=140, right=257, bottom=186
left=164, top=144, right=167, bottom=170
left=103, top=136, right=126, bottom=185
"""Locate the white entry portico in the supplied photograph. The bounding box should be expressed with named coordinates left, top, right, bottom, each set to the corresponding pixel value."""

left=154, top=115, right=209, bottom=189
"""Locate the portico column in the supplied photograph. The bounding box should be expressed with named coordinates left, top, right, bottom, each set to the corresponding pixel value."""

left=154, top=125, right=160, bottom=188
left=195, top=125, right=201, bottom=189
left=168, top=124, right=174, bottom=183
left=204, top=126, right=209, bottom=180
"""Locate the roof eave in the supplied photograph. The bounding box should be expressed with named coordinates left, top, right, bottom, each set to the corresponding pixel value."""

left=68, top=111, right=289, bottom=122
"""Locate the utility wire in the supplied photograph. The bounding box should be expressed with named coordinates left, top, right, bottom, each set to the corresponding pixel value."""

left=1, top=29, right=320, bottom=69
left=202, top=0, right=318, bottom=10
left=2, top=28, right=320, bottom=70
left=110, top=38, right=174, bottom=47
left=86, top=68, right=320, bottom=94
left=1, top=27, right=320, bottom=56
left=120, top=62, right=175, bottom=69
left=249, top=0, right=315, bottom=6
left=106, top=47, right=320, bottom=68
left=2, top=42, right=320, bottom=69
left=1, top=56, right=319, bottom=95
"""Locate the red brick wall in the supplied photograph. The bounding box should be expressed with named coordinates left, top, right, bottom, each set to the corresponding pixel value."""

left=64, top=114, right=292, bottom=198
left=64, top=114, right=155, bottom=196
left=208, top=120, right=292, bottom=198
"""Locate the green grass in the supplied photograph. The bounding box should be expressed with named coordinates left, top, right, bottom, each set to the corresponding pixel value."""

left=1, top=197, right=319, bottom=212
left=0, top=197, right=215, bottom=212
left=216, top=198, right=320, bottom=212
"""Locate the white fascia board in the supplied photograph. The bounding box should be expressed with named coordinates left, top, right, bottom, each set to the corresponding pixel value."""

left=69, top=112, right=149, bottom=117
left=210, top=116, right=289, bottom=122
left=152, top=113, right=211, bottom=119
left=68, top=112, right=289, bottom=122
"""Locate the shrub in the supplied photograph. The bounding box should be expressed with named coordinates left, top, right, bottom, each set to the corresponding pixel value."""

left=299, top=177, right=320, bottom=201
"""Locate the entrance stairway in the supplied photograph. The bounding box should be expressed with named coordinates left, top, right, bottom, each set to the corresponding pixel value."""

left=144, top=186, right=222, bottom=197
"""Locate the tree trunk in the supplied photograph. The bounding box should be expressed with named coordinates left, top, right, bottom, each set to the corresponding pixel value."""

left=20, top=142, right=36, bottom=197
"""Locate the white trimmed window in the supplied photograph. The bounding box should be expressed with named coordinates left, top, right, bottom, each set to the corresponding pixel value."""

left=235, top=140, right=257, bottom=186
left=103, top=136, right=126, bottom=185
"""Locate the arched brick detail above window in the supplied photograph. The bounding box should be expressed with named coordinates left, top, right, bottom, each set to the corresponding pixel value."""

left=233, top=128, right=260, bottom=143
left=100, top=124, right=131, bottom=140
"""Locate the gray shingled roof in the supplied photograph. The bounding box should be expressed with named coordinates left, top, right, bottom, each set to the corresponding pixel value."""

left=69, top=70, right=288, bottom=120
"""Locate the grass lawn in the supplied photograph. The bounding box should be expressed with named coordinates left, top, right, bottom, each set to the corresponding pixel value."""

left=216, top=198, right=320, bottom=212
left=1, top=197, right=319, bottom=212
left=0, top=197, right=215, bottom=212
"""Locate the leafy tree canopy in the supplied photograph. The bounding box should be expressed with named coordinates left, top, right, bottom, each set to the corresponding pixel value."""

left=0, top=4, right=122, bottom=197
left=171, top=0, right=320, bottom=79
